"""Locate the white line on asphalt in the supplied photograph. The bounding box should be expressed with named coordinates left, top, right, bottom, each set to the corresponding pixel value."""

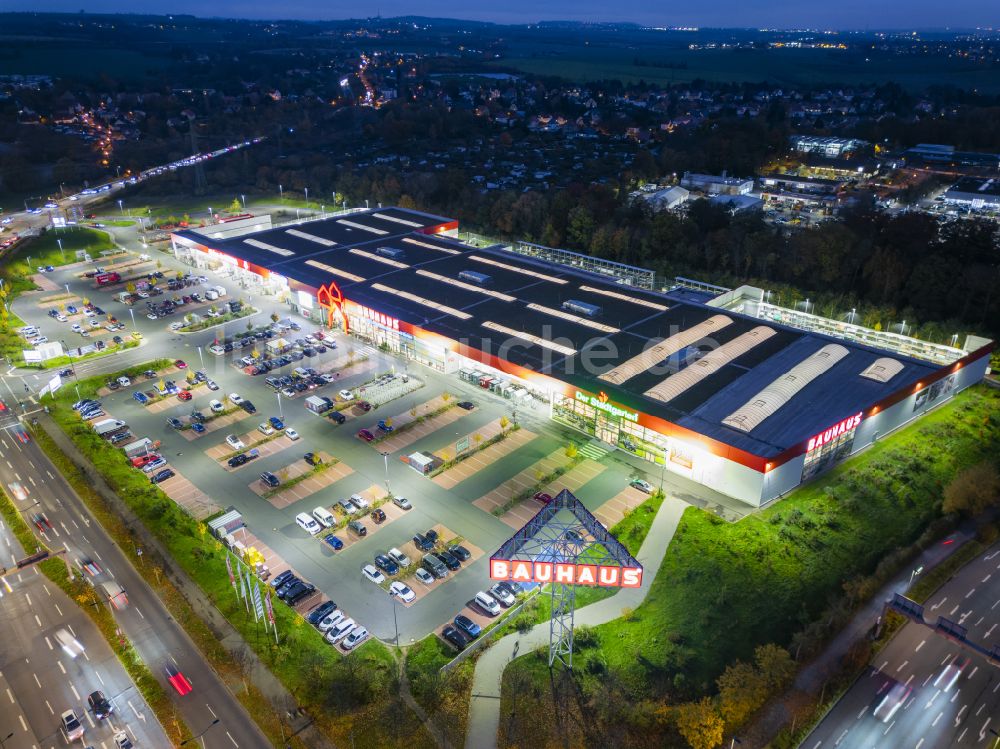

left=206, top=703, right=217, bottom=718
left=994, top=681, right=1000, bottom=694
left=46, top=470, right=54, bottom=480
left=958, top=727, right=968, bottom=742
left=896, top=660, right=909, bottom=672
left=905, top=674, right=915, bottom=687
left=951, top=689, right=962, bottom=704
left=54, top=603, right=62, bottom=617
left=43, top=698, right=52, bottom=713
left=57, top=661, right=65, bottom=674
left=976, top=616, right=985, bottom=626
left=95, top=671, right=104, bottom=686
left=810, top=742, right=821, bottom=749
left=70, top=684, right=79, bottom=701
left=956, top=704, right=968, bottom=725
left=970, top=666, right=979, bottom=680
left=834, top=728, right=848, bottom=745
left=992, top=599, right=1000, bottom=610
left=25, top=592, right=31, bottom=606
left=923, top=673, right=934, bottom=687
left=933, top=712, right=944, bottom=728
left=33, top=673, right=41, bottom=688
left=5, top=688, right=12, bottom=703
left=27, top=476, right=35, bottom=487
left=915, top=640, right=925, bottom=652
left=44, top=636, right=52, bottom=651
left=942, top=655, right=952, bottom=666
left=883, top=720, right=895, bottom=735
left=226, top=730, right=238, bottom=747
left=63, top=542, right=70, bottom=555
left=4, top=462, right=10, bottom=470
left=17, top=714, right=26, bottom=731
left=980, top=717, right=991, bottom=740
left=983, top=574, right=991, bottom=583
left=33, top=614, right=41, bottom=628
left=986, top=551, right=999, bottom=561
left=13, top=472, right=20, bottom=481
left=950, top=604, right=960, bottom=616
left=67, top=624, right=76, bottom=636
left=856, top=706, right=867, bottom=720
left=876, top=661, right=888, bottom=674
left=976, top=704, right=986, bottom=716
left=42, top=584, right=50, bottom=596
left=926, top=689, right=941, bottom=708
left=134, top=606, right=144, bottom=620
left=71, top=519, right=78, bottom=529
left=966, top=588, right=976, bottom=599
left=169, top=655, right=177, bottom=666
left=84, top=710, right=95, bottom=728
left=916, top=738, right=924, bottom=748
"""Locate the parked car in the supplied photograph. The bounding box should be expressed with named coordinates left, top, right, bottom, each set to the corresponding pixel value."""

left=328, top=410, right=346, bottom=425
left=441, top=625, right=467, bottom=650
left=228, top=454, right=250, bottom=468
left=454, top=614, right=481, bottom=639
left=371, top=508, right=387, bottom=524
left=362, top=564, right=385, bottom=584
left=177, top=391, right=192, bottom=401
left=449, top=544, right=472, bottom=562
left=285, top=428, right=300, bottom=441
left=392, top=496, right=413, bottom=510
left=374, top=554, right=399, bottom=576
left=150, top=468, right=175, bottom=484
left=342, top=626, right=368, bottom=651
left=436, top=550, right=461, bottom=571
left=475, top=591, right=502, bottom=616
left=323, top=533, right=344, bottom=551
left=414, top=568, right=435, bottom=586
left=257, top=423, right=274, bottom=436
left=304, top=452, right=322, bottom=466
left=630, top=479, right=654, bottom=493
left=389, top=581, right=416, bottom=603
left=240, top=400, right=257, bottom=414
left=533, top=492, right=553, bottom=504
left=356, top=428, right=375, bottom=443
left=348, top=520, right=367, bottom=537
left=325, top=618, right=355, bottom=645
left=209, top=399, right=224, bottom=413
left=306, top=600, right=337, bottom=626
left=225, top=434, right=245, bottom=450
left=260, top=471, right=280, bottom=488
left=412, top=533, right=434, bottom=551
left=490, top=582, right=517, bottom=607
left=388, top=547, right=411, bottom=567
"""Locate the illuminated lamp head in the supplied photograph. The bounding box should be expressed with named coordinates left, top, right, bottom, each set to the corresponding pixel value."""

left=317, top=281, right=348, bottom=333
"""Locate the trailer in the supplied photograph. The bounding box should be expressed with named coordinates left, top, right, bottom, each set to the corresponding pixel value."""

left=93, top=419, right=127, bottom=437
left=122, top=437, right=159, bottom=458
left=304, top=395, right=334, bottom=414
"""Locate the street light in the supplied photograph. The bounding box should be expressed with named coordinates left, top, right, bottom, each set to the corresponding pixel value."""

left=64, top=283, right=71, bottom=296
left=180, top=719, right=221, bottom=746
left=0, top=730, right=14, bottom=747
left=128, top=307, right=136, bottom=331
left=276, top=392, right=283, bottom=418
left=910, top=566, right=924, bottom=584
left=57, top=238, right=64, bottom=262
left=389, top=590, right=399, bottom=646
left=240, top=194, right=246, bottom=209
left=278, top=184, right=283, bottom=199
left=380, top=451, right=391, bottom=495
left=196, top=346, right=205, bottom=370
left=304, top=187, right=309, bottom=205
left=117, top=199, right=124, bottom=215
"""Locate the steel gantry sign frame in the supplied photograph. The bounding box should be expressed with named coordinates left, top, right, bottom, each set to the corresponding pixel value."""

left=489, top=489, right=643, bottom=669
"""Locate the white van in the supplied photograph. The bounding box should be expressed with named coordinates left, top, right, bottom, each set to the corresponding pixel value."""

left=475, top=591, right=502, bottom=616
left=54, top=628, right=85, bottom=658
left=295, top=512, right=321, bottom=535
left=214, top=285, right=227, bottom=297
left=312, top=507, right=336, bottom=528
left=204, top=289, right=219, bottom=301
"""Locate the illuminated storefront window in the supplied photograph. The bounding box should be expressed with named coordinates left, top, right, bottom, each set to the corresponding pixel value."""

left=801, top=413, right=861, bottom=481
left=552, top=392, right=667, bottom=466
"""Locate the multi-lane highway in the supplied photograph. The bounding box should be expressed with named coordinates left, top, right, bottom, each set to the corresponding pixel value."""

left=0, top=406, right=271, bottom=749
left=804, top=543, right=1000, bottom=749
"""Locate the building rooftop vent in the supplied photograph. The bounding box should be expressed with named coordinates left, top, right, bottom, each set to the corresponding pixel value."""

left=561, top=299, right=602, bottom=318
left=458, top=270, right=492, bottom=286
left=375, top=246, right=406, bottom=261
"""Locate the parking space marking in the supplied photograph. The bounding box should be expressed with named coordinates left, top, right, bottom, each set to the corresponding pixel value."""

left=432, top=422, right=536, bottom=490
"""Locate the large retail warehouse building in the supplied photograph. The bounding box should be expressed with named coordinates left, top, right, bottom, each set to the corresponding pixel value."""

left=172, top=207, right=993, bottom=507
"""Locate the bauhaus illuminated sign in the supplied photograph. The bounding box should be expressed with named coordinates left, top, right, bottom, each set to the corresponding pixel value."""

left=574, top=390, right=639, bottom=423
left=489, top=558, right=642, bottom=588
left=807, top=412, right=862, bottom=452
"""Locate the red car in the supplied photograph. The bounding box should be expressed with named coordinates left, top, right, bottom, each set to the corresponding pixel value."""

left=533, top=492, right=553, bottom=504
left=165, top=664, right=192, bottom=695
left=174, top=360, right=187, bottom=369
left=31, top=513, right=53, bottom=532
left=176, top=391, right=192, bottom=401
left=357, top=429, right=375, bottom=443
left=131, top=453, right=161, bottom=468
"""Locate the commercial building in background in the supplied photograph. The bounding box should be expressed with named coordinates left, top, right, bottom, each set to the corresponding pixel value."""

left=790, top=135, right=867, bottom=158
left=903, top=144, right=1000, bottom=173
left=942, top=177, right=1000, bottom=211
left=680, top=172, right=754, bottom=196
left=171, top=207, right=992, bottom=508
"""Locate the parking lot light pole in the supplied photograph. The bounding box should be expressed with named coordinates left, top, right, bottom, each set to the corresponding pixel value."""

left=276, top=392, right=283, bottom=418
left=0, top=729, right=14, bottom=747
left=57, top=238, right=64, bottom=261
left=128, top=308, right=135, bottom=332
left=380, top=451, right=391, bottom=495
left=389, top=592, right=399, bottom=646
left=117, top=199, right=124, bottom=215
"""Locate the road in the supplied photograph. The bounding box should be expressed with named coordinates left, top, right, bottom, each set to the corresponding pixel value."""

left=803, top=542, right=1000, bottom=749
left=0, top=407, right=271, bottom=749
left=0, top=406, right=171, bottom=748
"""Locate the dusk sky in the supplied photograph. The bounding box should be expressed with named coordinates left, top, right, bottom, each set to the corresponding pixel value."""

left=7, top=0, right=996, bottom=30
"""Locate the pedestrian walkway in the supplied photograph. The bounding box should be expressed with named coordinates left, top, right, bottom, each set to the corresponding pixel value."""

left=578, top=441, right=609, bottom=461
left=464, top=494, right=687, bottom=749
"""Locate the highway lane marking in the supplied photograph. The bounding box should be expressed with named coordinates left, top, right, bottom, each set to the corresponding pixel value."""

left=17, top=714, right=26, bottom=731
left=70, top=684, right=79, bottom=701
left=134, top=606, right=145, bottom=620
left=975, top=616, right=985, bottom=626
left=904, top=675, right=915, bottom=687
left=950, top=604, right=960, bottom=616
left=992, top=598, right=1000, bottom=611
left=84, top=710, right=95, bottom=728
left=856, top=706, right=867, bottom=719
left=46, top=470, right=54, bottom=480
left=930, top=596, right=947, bottom=611
left=25, top=592, right=32, bottom=606
left=67, top=624, right=76, bottom=636
left=206, top=703, right=217, bottom=718
left=966, top=588, right=976, bottom=599
left=43, top=698, right=52, bottom=714
left=983, top=574, right=992, bottom=583
left=57, top=661, right=65, bottom=674
left=883, top=720, right=895, bottom=735
left=834, top=728, right=848, bottom=745
left=13, top=472, right=20, bottom=481
left=59, top=522, right=70, bottom=536
left=959, top=610, right=972, bottom=625
left=226, top=730, right=238, bottom=747
left=71, top=519, right=79, bottom=529
left=44, top=636, right=52, bottom=651
left=976, top=703, right=987, bottom=716
left=5, top=688, right=12, bottom=703
left=994, top=681, right=1000, bottom=694
left=941, top=655, right=951, bottom=666
left=42, top=584, right=50, bottom=596
left=876, top=661, right=888, bottom=675
left=896, top=660, right=909, bottom=672
left=969, top=666, right=979, bottom=680
left=951, top=688, right=962, bottom=703
left=932, top=711, right=944, bottom=727
left=809, top=742, right=821, bottom=749
left=915, top=738, right=924, bottom=748
left=63, top=542, right=70, bottom=555
left=27, top=459, right=33, bottom=469
left=169, top=655, right=178, bottom=665
left=27, top=476, right=35, bottom=487
left=958, top=727, right=968, bottom=742
left=923, top=673, right=935, bottom=687
left=81, top=649, right=89, bottom=661
left=915, top=639, right=926, bottom=652
left=986, top=551, right=999, bottom=561
left=54, top=604, right=62, bottom=617
left=95, top=671, right=104, bottom=686
left=33, top=673, right=41, bottom=688
left=33, top=614, right=41, bottom=628
left=956, top=704, right=968, bottom=724
left=980, top=717, right=991, bottom=740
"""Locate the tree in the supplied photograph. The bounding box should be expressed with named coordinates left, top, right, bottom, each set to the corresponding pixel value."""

left=754, top=643, right=796, bottom=692
left=270, top=312, right=279, bottom=323
left=499, top=415, right=510, bottom=434
left=228, top=198, right=242, bottom=213
left=943, top=461, right=1000, bottom=516
left=674, top=697, right=724, bottom=749
left=565, top=442, right=578, bottom=459
left=716, top=661, right=767, bottom=728
left=126, top=282, right=137, bottom=295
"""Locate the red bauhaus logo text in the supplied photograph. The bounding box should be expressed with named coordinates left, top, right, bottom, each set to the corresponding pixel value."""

left=807, top=412, right=862, bottom=452
left=489, top=558, right=642, bottom=588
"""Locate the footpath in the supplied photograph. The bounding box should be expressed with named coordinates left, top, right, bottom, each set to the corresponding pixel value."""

left=463, top=495, right=688, bottom=749
left=39, top=411, right=337, bottom=749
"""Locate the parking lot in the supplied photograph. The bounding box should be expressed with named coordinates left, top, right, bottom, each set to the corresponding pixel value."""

left=13, top=244, right=652, bottom=651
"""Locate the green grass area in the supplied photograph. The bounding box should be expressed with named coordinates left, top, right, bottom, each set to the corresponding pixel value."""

left=404, top=637, right=475, bottom=747
left=493, top=45, right=1000, bottom=93
left=44, top=360, right=436, bottom=749
left=498, top=386, right=1000, bottom=747
left=18, top=227, right=116, bottom=271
